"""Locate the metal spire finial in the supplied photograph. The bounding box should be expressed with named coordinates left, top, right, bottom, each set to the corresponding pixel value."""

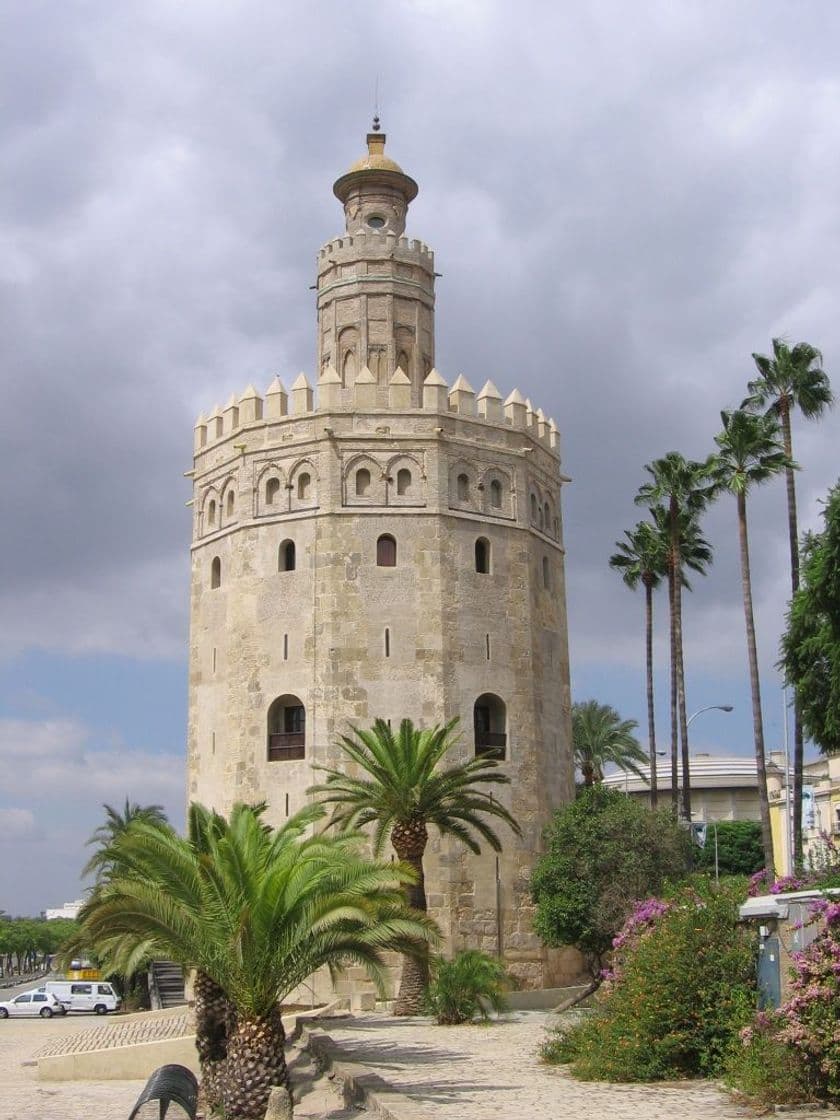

left=372, top=75, right=381, bottom=131
left=372, top=115, right=381, bottom=132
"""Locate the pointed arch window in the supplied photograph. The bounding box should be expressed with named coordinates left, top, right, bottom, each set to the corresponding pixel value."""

left=207, top=499, right=217, bottom=528
left=297, top=472, right=311, bottom=500
left=265, top=478, right=281, bottom=505
left=396, top=468, right=412, bottom=496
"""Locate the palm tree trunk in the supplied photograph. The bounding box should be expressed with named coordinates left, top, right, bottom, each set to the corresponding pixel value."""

left=668, top=556, right=679, bottom=816
left=644, top=578, right=658, bottom=809
left=670, top=498, right=692, bottom=822
left=194, top=971, right=237, bottom=1116
left=222, top=1007, right=289, bottom=1120
left=780, top=400, right=804, bottom=869
left=392, top=823, right=430, bottom=1016
left=737, top=491, right=775, bottom=871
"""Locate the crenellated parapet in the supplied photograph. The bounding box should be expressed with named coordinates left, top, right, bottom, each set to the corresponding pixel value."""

left=193, top=366, right=561, bottom=459
left=318, top=230, right=435, bottom=271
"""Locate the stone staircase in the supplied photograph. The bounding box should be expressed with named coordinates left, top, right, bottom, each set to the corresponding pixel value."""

left=150, top=960, right=186, bottom=1008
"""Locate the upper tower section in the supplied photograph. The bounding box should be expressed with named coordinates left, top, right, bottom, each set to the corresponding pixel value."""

left=317, top=121, right=435, bottom=407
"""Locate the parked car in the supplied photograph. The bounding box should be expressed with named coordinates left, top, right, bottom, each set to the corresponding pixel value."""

left=38, top=980, right=120, bottom=1014
left=0, top=989, right=67, bottom=1018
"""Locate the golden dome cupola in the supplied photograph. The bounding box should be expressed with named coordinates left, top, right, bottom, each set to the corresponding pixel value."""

left=332, top=119, right=418, bottom=236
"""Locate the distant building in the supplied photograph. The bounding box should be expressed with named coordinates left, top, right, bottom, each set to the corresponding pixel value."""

left=44, top=899, right=84, bottom=920
left=601, top=752, right=791, bottom=823
left=768, top=752, right=840, bottom=875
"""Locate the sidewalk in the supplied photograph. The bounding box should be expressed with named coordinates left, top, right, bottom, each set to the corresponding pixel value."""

left=301, top=1010, right=832, bottom=1120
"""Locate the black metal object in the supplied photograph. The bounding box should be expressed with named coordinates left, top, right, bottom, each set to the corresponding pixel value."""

left=127, top=1063, right=198, bottom=1120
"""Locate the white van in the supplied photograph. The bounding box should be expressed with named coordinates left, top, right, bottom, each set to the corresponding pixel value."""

left=39, top=980, right=120, bottom=1014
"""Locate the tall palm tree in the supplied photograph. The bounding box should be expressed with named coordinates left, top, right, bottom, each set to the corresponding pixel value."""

left=67, top=802, right=435, bottom=1120
left=743, top=338, right=833, bottom=866
left=308, top=717, right=521, bottom=1015
left=636, top=455, right=715, bottom=819
left=610, top=520, right=668, bottom=807
left=710, top=409, right=794, bottom=872
left=82, top=798, right=168, bottom=880
left=571, top=700, right=648, bottom=786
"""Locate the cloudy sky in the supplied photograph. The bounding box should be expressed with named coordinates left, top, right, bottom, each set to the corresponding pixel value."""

left=2, top=1, right=839, bottom=915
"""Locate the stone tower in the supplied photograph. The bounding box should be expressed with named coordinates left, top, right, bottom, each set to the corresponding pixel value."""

left=187, top=126, right=576, bottom=994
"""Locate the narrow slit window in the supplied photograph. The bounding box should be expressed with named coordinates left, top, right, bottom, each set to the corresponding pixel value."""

left=543, top=556, right=551, bottom=589
left=212, top=647, right=217, bottom=673
left=211, top=731, right=216, bottom=755
left=283, top=633, right=288, bottom=661
left=530, top=493, right=538, bottom=523
left=384, top=628, right=390, bottom=657
left=207, top=499, right=216, bottom=527
left=226, top=490, right=235, bottom=518
left=210, top=556, right=221, bottom=589
left=486, top=634, right=491, bottom=660
left=475, top=538, right=490, bottom=574
left=490, top=480, right=502, bottom=509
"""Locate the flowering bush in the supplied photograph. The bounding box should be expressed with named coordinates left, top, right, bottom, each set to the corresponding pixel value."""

left=727, top=898, right=840, bottom=1105
left=542, top=880, right=756, bottom=1081
left=747, top=832, right=840, bottom=898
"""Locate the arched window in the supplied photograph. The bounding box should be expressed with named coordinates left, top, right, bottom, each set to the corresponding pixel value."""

left=474, top=693, right=507, bottom=760
left=475, top=538, right=490, bottom=574
left=279, top=540, right=296, bottom=572
left=267, top=695, right=306, bottom=761
left=207, top=499, right=217, bottom=528
left=226, top=490, right=235, bottom=518
left=538, top=506, right=545, bottom=530
left=489, top=480, right=502, bottom=509
left=210, top=557, right=221, bottom=589
left=396, top=468, right=412, bottom=496
left=377, top=534, right=397, bottom=567
left=265, top=478, right=281, bottom=505
left=543, top=556, right=551, bottom=589
left=530, top=493, right=538, bottom=523
left=297, top=473, right=311, bottom=501
left=457, top=473, right=470, bottom=502
left=355, top=468, right=371, bottom=496
left=543, top=501, right=551, bottom=530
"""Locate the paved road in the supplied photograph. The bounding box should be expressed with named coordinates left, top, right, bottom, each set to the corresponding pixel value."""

left=309, top=1010, right=833, bottom=1120
left=0, top=1014, right=145, bottom=1120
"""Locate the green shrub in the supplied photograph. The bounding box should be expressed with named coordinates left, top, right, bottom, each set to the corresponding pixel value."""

left=543, top=881, right=756, bottom=1081
left=531, top=785, right=692, bottom=976
left=693, top=820, right=764, bottom=876
left=723, top=1019, right=818, bottom=1106
left=424, top=950, right=510, bottom=1025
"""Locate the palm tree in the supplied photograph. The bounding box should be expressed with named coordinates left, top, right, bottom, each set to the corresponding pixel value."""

left=571, top=700, right=648, bottom=786
left=709, top=409, right=794, bottom=871
left=744, top=338, right=833, bottom=866
left=610, top=520, right=669, bottom=807
left=636, top=456, right=715, bottom=819
left=308, top=717, right=521, bottom=1015
left=83, top=798, right=168, bottom=881
left=68, top=802, right=435, bottom=1119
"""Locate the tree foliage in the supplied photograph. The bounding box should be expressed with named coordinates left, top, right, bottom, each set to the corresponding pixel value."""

left=693, top=820, right=765, bottom=876
left=571, top=700, right=647, bottom=786
left=424, top=949, right=510, bottom=1025
left=530, top=786, right=692, bottom=975
left=781, top=480, right=840, bottom=755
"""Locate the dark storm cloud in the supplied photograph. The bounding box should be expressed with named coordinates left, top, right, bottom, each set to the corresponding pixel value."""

left=2, top=0, right=839, bottom=688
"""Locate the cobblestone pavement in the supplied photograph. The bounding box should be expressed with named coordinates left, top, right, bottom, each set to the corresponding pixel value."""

left=309, top=1011, right=835, bottom=1120
left=34, top=1010, right=192, bottom=1057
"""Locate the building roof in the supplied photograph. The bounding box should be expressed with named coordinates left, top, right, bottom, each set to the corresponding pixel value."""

left=601, top=753, right=785, bottom=793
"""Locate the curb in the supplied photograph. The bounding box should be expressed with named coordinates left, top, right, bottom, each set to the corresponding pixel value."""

left=298, top=1022, right=423, bottom=1120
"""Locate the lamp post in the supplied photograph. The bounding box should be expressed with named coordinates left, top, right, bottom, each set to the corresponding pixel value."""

left=680, top=705, right=734, bottom=820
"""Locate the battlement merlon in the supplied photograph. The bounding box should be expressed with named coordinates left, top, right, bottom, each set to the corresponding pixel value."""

left=192, top=370, right=562, bottom=464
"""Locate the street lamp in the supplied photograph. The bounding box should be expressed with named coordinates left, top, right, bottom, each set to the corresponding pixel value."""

left=680, top=705, right=734, bottom=822
left=687, top=704, right=734, bottom=729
